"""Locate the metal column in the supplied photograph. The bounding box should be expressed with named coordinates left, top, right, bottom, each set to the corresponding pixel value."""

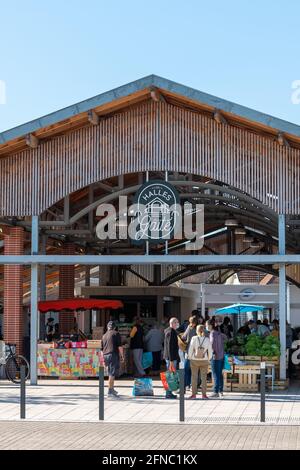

left=278, top=214, right=286, bottom=381
left=287, top=282, right=291, bottom=324
left=39, top=235, right=47, bottom=341
left=200, top=284, right=205, bottom=319
left=30, top=216, right=39, bottom=385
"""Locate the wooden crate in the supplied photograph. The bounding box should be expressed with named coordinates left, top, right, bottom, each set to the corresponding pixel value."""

left=232, top=383, right=258, bottom=392
left=233, top=365, right=260, bottom=392
left=87, top=340, right=102, bottom=349
left=273, top=379, right=289, bottom=390
left=207, top=371, right=232, bottom=392
left=207, top=382, right=231, bottom=392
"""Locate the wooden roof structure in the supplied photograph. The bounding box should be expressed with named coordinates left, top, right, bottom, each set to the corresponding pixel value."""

left=2, top=74, right=300, bottom=156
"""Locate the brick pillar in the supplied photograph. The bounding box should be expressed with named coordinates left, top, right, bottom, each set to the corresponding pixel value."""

left=4, top=227, right=24, bottom=355
left=59, top=242, right=75, bottom=334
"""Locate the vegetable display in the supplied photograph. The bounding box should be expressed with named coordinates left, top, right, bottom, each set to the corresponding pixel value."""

left=225, top=333, right=280, bottom=357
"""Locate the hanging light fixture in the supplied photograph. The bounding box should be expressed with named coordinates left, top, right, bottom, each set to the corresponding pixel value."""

left=225, top=217, right=238, bottom=227
left=250, top=238, right=261, bottom=248
left=243, top=236, right=254, bottom=243
left=234, top=226, right=246, bottom=235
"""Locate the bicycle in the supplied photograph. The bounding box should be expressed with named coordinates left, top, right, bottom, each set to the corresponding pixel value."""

left=0, top=343, right=30, bottom=384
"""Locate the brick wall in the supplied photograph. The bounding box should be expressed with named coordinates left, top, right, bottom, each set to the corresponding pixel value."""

left=4, top=227, right=24, bottom=355
left=59, top=242, right=75, bottom=334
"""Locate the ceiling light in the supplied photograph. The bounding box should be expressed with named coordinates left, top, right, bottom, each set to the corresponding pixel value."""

left=225, top=218, right=238, bottom=227
left=243, top=236, right=254, bottom=243
left=250, top=239, right=262, bottom=248
left=234, top=227, right=246, bottom=235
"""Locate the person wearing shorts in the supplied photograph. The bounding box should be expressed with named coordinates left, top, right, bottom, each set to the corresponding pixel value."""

left=102, top=321, right=123, bottom=397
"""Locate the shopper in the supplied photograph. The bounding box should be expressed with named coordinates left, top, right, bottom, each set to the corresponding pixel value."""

left=206, top=318, right=227, bottom=398
left=145, top=323, right=164, bottom=373
left=182, top=315, right=198, bottom=390
left=164, top=317, right=180, bottom=399
left=130, top=317, right=145, bottom=377
left=220, top=317, right=233, bottom=339
left=257, top=320, right=270, bottom=337
left=271, top=319, right=279, bottom=338
left=188, top=324, right=212, bottom=399
left=102, top=321, right=123, bottom=397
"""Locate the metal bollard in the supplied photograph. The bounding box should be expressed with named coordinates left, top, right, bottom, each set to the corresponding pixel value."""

left=99, top=366, right=104, bottom=421
left=179, top=366, right=185, bottom=422
left=20, top=365, right=26, bottom=419
left=260, top=361, right=266, bottom=423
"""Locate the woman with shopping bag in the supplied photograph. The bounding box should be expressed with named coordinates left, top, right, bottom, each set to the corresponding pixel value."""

left=188, top=325, right=212, bottom=399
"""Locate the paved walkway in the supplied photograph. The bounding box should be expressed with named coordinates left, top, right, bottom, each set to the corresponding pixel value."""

left=1, top=378, right=300, bottom=424
left=1, top=420, right=300, bottom=450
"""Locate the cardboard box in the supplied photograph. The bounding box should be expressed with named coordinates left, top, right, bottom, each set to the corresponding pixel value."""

left=87, top=340, right=102, bottom=349
left=92, top=327, right=104, bottom=340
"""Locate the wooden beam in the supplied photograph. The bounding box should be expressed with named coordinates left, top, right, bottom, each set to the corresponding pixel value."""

left=25, top=133, right=39, bottom=148
left=214, top=109, right=227, bottom=125
left=277, top=132, right=290, bottom=147
left=87, top=109, right=100, bottom=125
left=149, top=86, right=166, bottom=103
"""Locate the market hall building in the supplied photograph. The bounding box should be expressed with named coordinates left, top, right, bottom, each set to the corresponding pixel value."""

left=1, top=74, right=300, bottom=384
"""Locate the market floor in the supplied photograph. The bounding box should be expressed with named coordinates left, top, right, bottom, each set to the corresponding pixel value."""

left=1, top=378, right=300, bottom=425
left=1, top=420, right=300, bottom=450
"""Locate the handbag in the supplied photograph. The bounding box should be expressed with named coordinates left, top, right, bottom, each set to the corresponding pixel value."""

left=194, top=337, right=206, bottom=359
left=178, top=333, right=187, bottom=352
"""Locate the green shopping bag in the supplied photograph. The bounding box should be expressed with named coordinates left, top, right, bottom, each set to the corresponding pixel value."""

left=160, top=370, right=179, bottom=392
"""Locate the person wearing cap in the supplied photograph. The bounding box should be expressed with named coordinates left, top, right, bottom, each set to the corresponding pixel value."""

left=101, top=321, right=123, bottom=397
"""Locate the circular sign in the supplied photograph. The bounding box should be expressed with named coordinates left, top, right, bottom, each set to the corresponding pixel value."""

left=133, top=180, right=180, bottom=243
left=239, top=288, right=256, bottom=301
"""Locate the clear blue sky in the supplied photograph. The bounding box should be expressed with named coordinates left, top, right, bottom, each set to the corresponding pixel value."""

left=1, top=0, right=300, bottom=132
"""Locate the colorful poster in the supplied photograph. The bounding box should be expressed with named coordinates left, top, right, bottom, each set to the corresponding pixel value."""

left=37, top=347, right=105, bottom=377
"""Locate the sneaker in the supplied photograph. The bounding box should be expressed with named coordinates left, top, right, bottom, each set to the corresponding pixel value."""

left=220, top=392, right=224, bottom=397
left=111, top=389, right=119, bottom=396
left=202, top=395, right=209, bottom=400
left=210, top=392, right=220, bottom=398
left=165, top=393, right=177, bottom=399
left=189, top=394, right=197, bottom=399
left=108, top=390, right=120, bottom=398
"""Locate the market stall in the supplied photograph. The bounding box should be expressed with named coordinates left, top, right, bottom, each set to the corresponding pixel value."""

left=37, top=298, right=131, bottom=378
left=214, top=303, right=286, bottom=391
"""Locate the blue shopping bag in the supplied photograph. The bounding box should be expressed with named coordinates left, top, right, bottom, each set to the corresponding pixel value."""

left=142, top=351, right=153, bottom=369
left=132, top=377, right=154, bottom=396
left=223, top=354, right=231, bottom=371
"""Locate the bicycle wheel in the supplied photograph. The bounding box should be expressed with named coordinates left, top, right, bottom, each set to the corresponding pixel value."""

left=5, top=355, right=30, bottom=384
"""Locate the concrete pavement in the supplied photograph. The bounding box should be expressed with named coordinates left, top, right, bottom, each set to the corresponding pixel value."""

left=1, top=420, right=300, bottom=450
left=1, top=378, right=300, bottom=424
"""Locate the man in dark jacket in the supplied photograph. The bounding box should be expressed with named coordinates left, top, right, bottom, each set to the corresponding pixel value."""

left=164, top=317, right=180, bottom=399
left=102, top=321, right=123, bottom=397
